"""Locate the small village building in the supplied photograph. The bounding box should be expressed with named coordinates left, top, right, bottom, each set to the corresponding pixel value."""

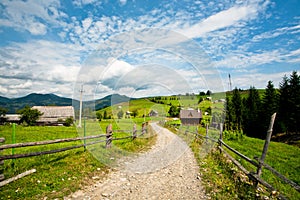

left=125, top=111, right=131, bottom=118
left=32, top=106, right=75, bottom=125
left=1, top=114, right=21, bottom=124
left=180, top=109, right=202, bottom=125
left=206, top=97, right=212, bottom=101
left=149, top=110, right=158, bottom=117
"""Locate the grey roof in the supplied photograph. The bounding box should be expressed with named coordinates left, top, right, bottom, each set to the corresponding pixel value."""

left=5, top=114, right=21, bottom=121
left=32, top=106, right=75, bottom=122
left=180, top=109, right=202, bottom=119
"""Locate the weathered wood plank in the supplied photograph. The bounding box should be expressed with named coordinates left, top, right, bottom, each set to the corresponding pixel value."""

left=0, top=169, right=36, bottom=187
left=0, top=134, right=106, bottom=150
left=257, top=113, right=277, bottom=177
left=254, top=157, right=300, bottom=192
left=219, top=140, right=259, bottom=167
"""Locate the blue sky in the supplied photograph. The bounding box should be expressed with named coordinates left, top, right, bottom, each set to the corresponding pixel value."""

left=0, top=0, right=299, bottom=99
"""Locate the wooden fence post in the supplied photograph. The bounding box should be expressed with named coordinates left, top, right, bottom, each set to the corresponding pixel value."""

left=141, top=122, right=146, bottom=135
left=0, top=138, right=5, bottom=181
left=105, top=124, right=113, bottom=148
left=219, top=123, right=223, bottom=152
left=132, top=124, right=137, bottom=140
left=205, top=124, right=208, bottom=143
left=256, top=113, right=277, bottom=178
left=83, top=119, right=86, bottom=151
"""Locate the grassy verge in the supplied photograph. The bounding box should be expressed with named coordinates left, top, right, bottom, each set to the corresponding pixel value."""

left=223, top=132, right=300, bottom=200
left=0, top=120, right=156, bottom=199
left=166, top=125, right=299, bottom=199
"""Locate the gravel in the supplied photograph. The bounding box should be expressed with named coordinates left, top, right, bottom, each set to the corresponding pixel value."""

left=66, top=123, right=207, bottom=200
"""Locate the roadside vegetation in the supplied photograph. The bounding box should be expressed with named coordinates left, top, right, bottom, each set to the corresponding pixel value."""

left=0, top=118, right=156, bottom=199
left=165, top=124, right=299, bottom=199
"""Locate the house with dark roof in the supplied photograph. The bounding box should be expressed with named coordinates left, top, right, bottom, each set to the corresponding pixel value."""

left=32, top=106, right=75, bottom=125
left=180, top=109, right=202, bottom=125
left=149, top=110, right=158, bottom=117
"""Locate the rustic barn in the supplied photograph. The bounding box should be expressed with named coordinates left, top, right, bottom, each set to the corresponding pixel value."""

left=180, top=109, right=202, bottom=125
left=149, top=110, right=158, bottom=117
left=32, top=106, right=75, bottom=125
left=1, top=114, right=21, bottom=124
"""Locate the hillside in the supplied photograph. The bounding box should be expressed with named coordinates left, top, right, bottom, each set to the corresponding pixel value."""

left=0, top=93, right=130, bottom=114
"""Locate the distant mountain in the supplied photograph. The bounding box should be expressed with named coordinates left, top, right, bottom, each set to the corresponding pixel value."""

left=0, top=93, right=131, bottom=113
left=93, top=94, right=132, bottom=110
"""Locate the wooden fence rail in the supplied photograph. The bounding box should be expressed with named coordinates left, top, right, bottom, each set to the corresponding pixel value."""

left=174, top=113, right=299, bottom=199
left=0, top=123, right=149, bottom=187
left=0, top=134, right=106, bottom=150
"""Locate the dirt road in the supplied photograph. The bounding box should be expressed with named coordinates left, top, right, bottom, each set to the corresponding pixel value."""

left=66, top=123, right=206, bottom=199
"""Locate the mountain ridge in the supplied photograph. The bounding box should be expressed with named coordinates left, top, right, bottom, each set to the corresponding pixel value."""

left=0, top=93, right=131, bottom=113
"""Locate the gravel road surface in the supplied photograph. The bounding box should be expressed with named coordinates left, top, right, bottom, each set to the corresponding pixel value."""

left=66, top=123, right=206, bottom=200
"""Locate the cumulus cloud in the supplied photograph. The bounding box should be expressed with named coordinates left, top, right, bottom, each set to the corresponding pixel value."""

left=0, top=0, right=67, bottom=35
left=9, top=80, right=33, bottom=89
left=0, top=0, right=299, bottom=99
left=180, top=2, right=263, bottom=38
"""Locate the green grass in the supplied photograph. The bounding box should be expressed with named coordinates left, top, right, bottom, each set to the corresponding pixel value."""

left=223, top=132, right=300, bottom=200
left=167, top=124, right=299, bottom=199
left=97, top=98, right=169, bottom=119
left=0, top=120, right=156, bottom=199
left=191, top=141, right=259, bottom=199
left=0, top=125, right=106, bottom=200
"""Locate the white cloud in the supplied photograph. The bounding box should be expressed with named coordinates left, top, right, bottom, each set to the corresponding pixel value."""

left=28, top=22, right=47, bottom=35
left=119, top=0, right=127, bottom=6
left=0, top=0, right=67, bottom=35
left=181, top=3, right=260, bottom=38
left=252, top=24, right=300, bottom=42
left=82, top=17, right=93, bottom=32
left=0, top=39, right=83, bottom=97
left=9, top=80, right=33, bottom=89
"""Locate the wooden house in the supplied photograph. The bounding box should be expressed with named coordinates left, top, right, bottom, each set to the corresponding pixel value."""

left=149, top=110, right=158, bottom=117
left=180, top=109, right=202, bottom=125
left=32, top=106, right=75, bottom=125
left=1, top=114, right=21, bottom=124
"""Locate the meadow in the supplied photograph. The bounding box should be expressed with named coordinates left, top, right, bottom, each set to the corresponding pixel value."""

left=171, top=124, right=300, bottom=200
left=223, top=132, right=300, bottom=199
left=0, top=118, right=156, bottom=199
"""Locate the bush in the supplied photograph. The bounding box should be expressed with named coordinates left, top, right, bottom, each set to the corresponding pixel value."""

left=65, top=117, right=74, bottom=126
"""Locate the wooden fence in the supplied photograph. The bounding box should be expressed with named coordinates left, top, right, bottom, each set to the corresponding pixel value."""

left=178, top=113, right=299, bottom=199
left=0, top=123, right=148, bottom=187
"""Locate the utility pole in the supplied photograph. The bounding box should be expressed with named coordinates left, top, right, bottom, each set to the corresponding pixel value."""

left=78, top=85, right=84, bottom=128
left=228, top=73, right=232, bottom=91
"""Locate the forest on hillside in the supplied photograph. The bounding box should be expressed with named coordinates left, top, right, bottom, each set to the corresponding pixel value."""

left=224, top=71, right=299, bottom=140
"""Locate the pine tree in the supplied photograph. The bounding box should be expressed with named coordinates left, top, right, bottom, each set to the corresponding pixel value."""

left=225, top=96, right=233, bottom=131
left=278, top=71, right=300, bottom=134
left=242, top=86, right=262, bottom=138
left=262, top=81, right=278, bottom=133
left=231, top=88, right=242, bottom=131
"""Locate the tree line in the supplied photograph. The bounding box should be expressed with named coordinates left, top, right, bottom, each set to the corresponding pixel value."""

left=225, top=71, right=299, bottom=139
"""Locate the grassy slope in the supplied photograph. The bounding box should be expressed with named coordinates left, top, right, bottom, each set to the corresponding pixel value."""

left=0, top=118, right=156, bottom=199
left=167, top=124, right=299, bottom=199
left=97, top=98, right=170, bottom=118
left=224, top=133, right=300, bottom=199
left=0, top=125, right=105, bottom=200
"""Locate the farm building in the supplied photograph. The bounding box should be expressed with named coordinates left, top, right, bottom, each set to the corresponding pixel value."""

left=1, top=114, right=21, bottom=124
left=180, top=109, right=202, bottom=125
left=149, top=110, right=158, bottom=117
left=32, top=106, right=75, bottom=125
